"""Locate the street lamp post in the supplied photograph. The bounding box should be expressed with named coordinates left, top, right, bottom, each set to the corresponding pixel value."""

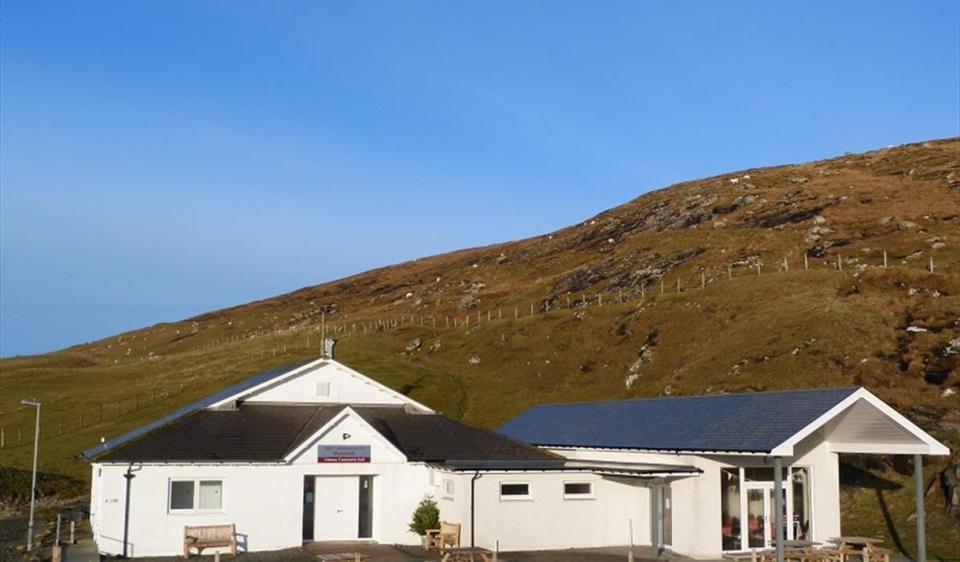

left=21, top=398, right=41, bottom=552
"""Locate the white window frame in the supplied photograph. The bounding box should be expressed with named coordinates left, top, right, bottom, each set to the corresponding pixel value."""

left=499, top=481, right=532, bottom=501
left=562, top=480, right=594, bottom=500
left=168, top=478, right=224, bottom=514
left=442, top=478, right=455, bottom=500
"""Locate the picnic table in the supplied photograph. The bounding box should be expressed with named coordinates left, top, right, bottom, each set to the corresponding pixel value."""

left=723, top=549, right=774, bottom=562
left=440, top=546, right=494, bottom=562
left=829, top=537, right=889, bottom=562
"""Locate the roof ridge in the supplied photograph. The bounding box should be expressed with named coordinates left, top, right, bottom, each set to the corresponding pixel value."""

left=525, top=385, right=861, bottom=409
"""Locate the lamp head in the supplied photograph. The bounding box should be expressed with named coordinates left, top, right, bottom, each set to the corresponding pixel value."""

left=20, top=398, right=41, bottom=406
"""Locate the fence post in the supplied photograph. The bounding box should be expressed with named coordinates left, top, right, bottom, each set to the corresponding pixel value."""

left=498, top=309, right=502, bottom=320
left=660, top=278, right=665, bottom=296
left=619, top=288, right=623, bottom=303
left=756, top=263, right=761, bottom=275
left=728, top=264, right=733, bottom=279
left=641, top=284, right=645, bottom=299
left=515, top=306, right=519, bottom=319
left=929, top=257, right=934, bottom=273
left=837, top=255, right=843, bottom=271
left=701, top=272, right=706, bottom=289
left=804, top=254, right=809, bottom=270
left=598, top=293, right=603, bottom=306
left=883, top=251, right=888, bottom=268
left=530, top=303, right=534, bottom=316
left=783, top=257, right=788, bottom=272
left=676, top=279, right=681, bottom=293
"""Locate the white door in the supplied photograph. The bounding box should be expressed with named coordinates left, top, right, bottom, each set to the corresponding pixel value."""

left=314, top=477, right=360, bottom=540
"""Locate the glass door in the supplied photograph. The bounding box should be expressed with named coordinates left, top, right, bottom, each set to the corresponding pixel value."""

left=746, top=487, right=769, bottom=548
left=660, top=486, right=672, bottom=546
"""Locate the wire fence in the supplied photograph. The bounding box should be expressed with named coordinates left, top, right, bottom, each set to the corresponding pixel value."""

left=1, top=249, right=953, bottom=450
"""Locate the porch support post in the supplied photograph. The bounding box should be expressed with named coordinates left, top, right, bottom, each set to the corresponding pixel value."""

left=774, top=457, right=784, bottom=562
left=915, top=454, right=926, bottom=562
left=650, top=481, right=661, bottom=559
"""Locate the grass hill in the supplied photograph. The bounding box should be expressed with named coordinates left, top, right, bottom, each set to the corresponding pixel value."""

left=1, top=138, right=959, bottom=554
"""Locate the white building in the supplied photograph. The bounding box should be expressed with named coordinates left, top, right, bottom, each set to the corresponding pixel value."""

left=84, top=357, right=949, bottom=559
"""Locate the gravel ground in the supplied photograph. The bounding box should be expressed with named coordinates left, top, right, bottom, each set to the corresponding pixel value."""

left=0, top=516, right=28, bottom=561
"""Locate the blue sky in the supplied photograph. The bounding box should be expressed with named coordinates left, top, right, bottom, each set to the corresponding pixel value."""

left=1, top=1, right=958, bottom=356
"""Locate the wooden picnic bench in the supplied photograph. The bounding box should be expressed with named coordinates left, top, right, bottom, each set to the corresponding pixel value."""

left=183, top=524, right=237, bottom=558
left=440, top=546, right=494, bottom=562
left=829, top=537, right=889, bottom=562
left=425, top=521, right=461, bottom=551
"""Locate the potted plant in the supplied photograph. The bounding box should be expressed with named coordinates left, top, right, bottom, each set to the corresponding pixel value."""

left=408, top=495, right=440, bottom=548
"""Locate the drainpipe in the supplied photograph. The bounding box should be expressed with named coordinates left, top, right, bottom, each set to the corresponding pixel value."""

left=470, top=472, right=482, bottom=547
left=122, top=463, right=138, bottom=558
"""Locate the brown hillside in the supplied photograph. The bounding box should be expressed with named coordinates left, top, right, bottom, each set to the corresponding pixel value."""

left=1, top=138, right=959, bottom=554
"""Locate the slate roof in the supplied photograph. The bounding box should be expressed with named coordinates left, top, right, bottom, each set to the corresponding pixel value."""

left=497, top=387, right=861, bottom=454
left=81, top=359, right=315, bottom=460
left=95, top=404, right=554, bottom=463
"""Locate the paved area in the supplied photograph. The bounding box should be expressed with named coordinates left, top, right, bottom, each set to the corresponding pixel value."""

left=62, top=538, right=100, bottom=562
left=110, top=543, right=698, bottom=562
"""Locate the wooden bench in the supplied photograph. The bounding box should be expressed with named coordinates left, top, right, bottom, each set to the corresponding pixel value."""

left=424, top=521, right=461, bottom=551
left=183, top=524, right=237, bottom=558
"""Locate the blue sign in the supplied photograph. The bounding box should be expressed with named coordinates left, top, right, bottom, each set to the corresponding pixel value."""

left=317, top=445, right=371, bottom=463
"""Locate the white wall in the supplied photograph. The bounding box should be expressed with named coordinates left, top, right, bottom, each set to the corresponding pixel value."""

left=91, top=410, right=432, bottom=557
left=244, top=363, right=411, bottom=406
left=549, top=445, right=841, bottom=559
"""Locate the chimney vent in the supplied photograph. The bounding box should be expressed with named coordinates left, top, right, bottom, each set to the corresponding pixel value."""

left=324, top=338, right=337, bottom=359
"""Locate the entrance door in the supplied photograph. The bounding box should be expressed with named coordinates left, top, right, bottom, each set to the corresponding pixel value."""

left=358, top=476, right=373, bottom=539
left=745, top=484, right=773, bottom=548
left=660, top=485, right=672, bottom=546
left=314, top=477, right=360, bottom=540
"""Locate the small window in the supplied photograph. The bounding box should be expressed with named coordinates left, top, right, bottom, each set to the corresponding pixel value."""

left=499, top=482, right=531, bottom=500
left=169, top=479, right=223, bottom=512
left=563, top=482, right=593, bottom=499
left=315, top=382, right=331, bottom=397
left=170, top=481, right=195, bottom=510
left=443, top=479, right=455, bottom=499
left=198, top=481, right=222, bottom=510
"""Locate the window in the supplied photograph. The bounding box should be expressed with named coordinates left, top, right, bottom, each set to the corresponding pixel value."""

left=792, top=467, right=812, bottom=540
left=499, top=482, right=531, bottom=500
left=443, top=479, right=455, bottom=499
left=720, top=468, right=741, bottom=551
left=169, top=479, right=223, bottom=512
left=170, top=481, right=195, bottom=510
left=563, top=482, right=593, bottom=499
left=198, top=481, right=222, bottom=510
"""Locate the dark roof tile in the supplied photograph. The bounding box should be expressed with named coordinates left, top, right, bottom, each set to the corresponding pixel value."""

left=497, top=387, right=860, bottom=453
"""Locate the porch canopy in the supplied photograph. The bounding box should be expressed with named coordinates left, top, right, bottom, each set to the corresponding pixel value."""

left=500, top=386, right=949, bottom=562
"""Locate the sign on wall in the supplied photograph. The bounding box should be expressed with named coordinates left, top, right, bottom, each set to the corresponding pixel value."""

left=317, top=445, right=371, bottom=463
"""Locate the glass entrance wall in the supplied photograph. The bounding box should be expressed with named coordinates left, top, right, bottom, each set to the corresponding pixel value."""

left=746, top=488, right=766, bottom=548
left=791, top=468, right=811, bottom=539
left=720, top=466, right=813, bottom=551
left=721, top=469, right=742, bottom=550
